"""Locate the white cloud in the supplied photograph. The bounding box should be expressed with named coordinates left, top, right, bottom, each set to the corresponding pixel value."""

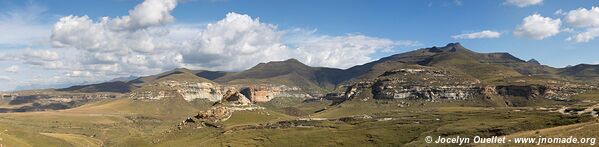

left=504, top=0, right=543, bottom=7
left=182, top=12, right=291, bottom=70
left=291, top=34, right=397, bottom=68
left=514, top=14, right=561, bottom=40
left=564, top=7, right=599, bottom=43
left=1, top=0, right=415, bottom=90
left=452, top=30, right=501, bottom=39
left=561, top=28, right=574, bottom=33
left=44, top=0, right=407, bottom=78
left=0, top=75, right=11, bottom=81
left=566, top=27, right=599, bottom=43
left=555, top=9, right=566, bottom=16
left=18, top=49, right=67, bottom=69
left=66, top=70, right=92, bottom=77
left=0, top=2, right=50, bottom=46
left=49, top=10, right=405, bottom=72
left=23, top=49, right=60, bottom=61
left=110, top=0, right=177, bottom=30
left=183, top=12, right=402, bottom=70
left=5, top=65, right=19, bottom=73
left=48, top=0, right=186, bottom=77
left=565, top=7, right=599, bottom=28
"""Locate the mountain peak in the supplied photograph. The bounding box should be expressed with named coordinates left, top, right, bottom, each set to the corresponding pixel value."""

left=260, top=58, right=306, bottom=66
left=282, top=58, right=302, bottom=64
left=527, top=59, right=541, bottom=65
left=422, top=42, right=468, bottom=53
left=250, top=58, right=310, bottom=72
left=445, top=42, right=462, bottom=48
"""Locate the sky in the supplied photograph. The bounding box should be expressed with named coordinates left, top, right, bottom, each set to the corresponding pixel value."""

left=0, top=0, right=598, bottom=91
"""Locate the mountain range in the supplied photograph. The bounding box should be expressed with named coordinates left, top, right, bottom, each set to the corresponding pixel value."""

left=58, top=42, right=599, bottom=94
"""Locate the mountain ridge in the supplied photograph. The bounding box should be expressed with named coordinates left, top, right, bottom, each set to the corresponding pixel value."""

left=57, top=43, right=599, bottom=93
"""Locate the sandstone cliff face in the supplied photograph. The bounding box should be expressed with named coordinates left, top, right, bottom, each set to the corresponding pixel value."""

left=130, top=81, right=310, bottom=103
left=234, top=84, right=311, bottom=102
left=170, top=81, right=223, bottom=102
left=489, top=84, right=586, bottom=101
left=336, top=68, right=586, bottom=102
left=339, top=81, right=480, bottom=100
left=222, top=89, right=252, bottom=105
left=339, top=68, right=482, bottom=100
left=130, top=80, right=223, bottom=102
left=340, top=80, right=579, bottom=101
left=372, top=84, right=479, bottom=100
left=238, top=84, right=308, bottom=102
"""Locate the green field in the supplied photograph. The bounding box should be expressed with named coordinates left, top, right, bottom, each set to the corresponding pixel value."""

left=0, top=92, right=596, bottom=146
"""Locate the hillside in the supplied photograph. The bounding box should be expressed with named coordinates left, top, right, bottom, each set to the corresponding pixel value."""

left=214, top=59, right=349, bottom=92
left=559, top=64, right=599, bottom=82
left=58, top=68, right=221, bottom=93
left=344, top=43, right=562, bottom=84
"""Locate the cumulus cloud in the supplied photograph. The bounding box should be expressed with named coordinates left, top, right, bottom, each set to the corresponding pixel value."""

left=514, top=14, right=561, bottom=40
left=565, top=7, right=599, bottom=28
left=183, top=12, right=403, bottom=70
left=182, top=12, right=290, bottom=70
left=564, top=7, right=599, bottom=42
left=566, top=28, right=599, bottom=43
left=66, top=70, right=92, bottom=77
left=451, top=30, right=501, bottom=39
left=49, top=0, right=185, bottom=76
left=504, top=0, right=543, bottom=7
left=291, top=34, right=396, bottom=68
left=111, top=0, right=177, bottom=30
left=1, top=0, right=415, bottom=90
left=5, top=65, right=19, bottom=73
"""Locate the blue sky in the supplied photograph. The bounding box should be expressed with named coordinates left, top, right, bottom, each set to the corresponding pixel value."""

left=0, top=0, right=598, bottom=91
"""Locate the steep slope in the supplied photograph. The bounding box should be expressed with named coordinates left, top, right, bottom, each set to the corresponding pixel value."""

left=559, top=64, right=599, bottom=82
left=214, top=59, right=348, bottom=93
left=345, top=43, right=558, bottom=83
left=193, top=70, right=234, bottom=80
left=57, top=81, right=131, bottom=93
left=58, top=68, right=228, bottom=93
left=130, top=69, right=224, bottom=102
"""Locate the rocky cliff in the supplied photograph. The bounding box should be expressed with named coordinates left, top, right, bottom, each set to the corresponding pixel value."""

left=130, top=80, right=223, bottom=102
left=130, top=80, right=311, bottom=103
left=334, top=67, right=590, bottom=104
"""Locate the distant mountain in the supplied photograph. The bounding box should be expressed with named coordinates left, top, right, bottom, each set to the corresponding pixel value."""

left=213, top=59, right=348, bottom=92
left=193, top=70, right=233, bottom=80
left=527, top=59, right=541, bottom=65
left=345, top=43, right=558, bottom=83
left=56, top=43, right=598, bottom=93
left=57, top=81, right=131, bottom=93
left=58, top=68, right=215, bottom=93
left=108, top=75, right=139, bottom=82
left=559, top=64, right=599, bottom=82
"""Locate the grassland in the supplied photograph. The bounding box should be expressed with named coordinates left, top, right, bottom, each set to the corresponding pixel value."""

left=0, top=90, right=597, bottom=146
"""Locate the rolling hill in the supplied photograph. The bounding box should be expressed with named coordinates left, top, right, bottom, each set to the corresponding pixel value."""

left=213, top=59, right=349, bottom=92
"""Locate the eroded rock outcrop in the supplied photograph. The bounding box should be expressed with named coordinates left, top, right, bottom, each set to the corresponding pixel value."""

left=131, top=81, right=311, bottom=103
left=130, top=80, right=223, bottom=102
left=335, top=68, right=587, bottom=102
left=222, top=89, right=252, bottom=105
left=194, top=105, right=234, bottom=123
left=236, top=84, right=311, bottom=102
left=372, top=84, right=480, bottom=100
left=240, top=87, right=273, bottom=103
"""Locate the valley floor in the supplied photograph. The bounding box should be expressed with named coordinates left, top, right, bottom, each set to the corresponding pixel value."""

left=0, top=95, right=597, bottom=146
